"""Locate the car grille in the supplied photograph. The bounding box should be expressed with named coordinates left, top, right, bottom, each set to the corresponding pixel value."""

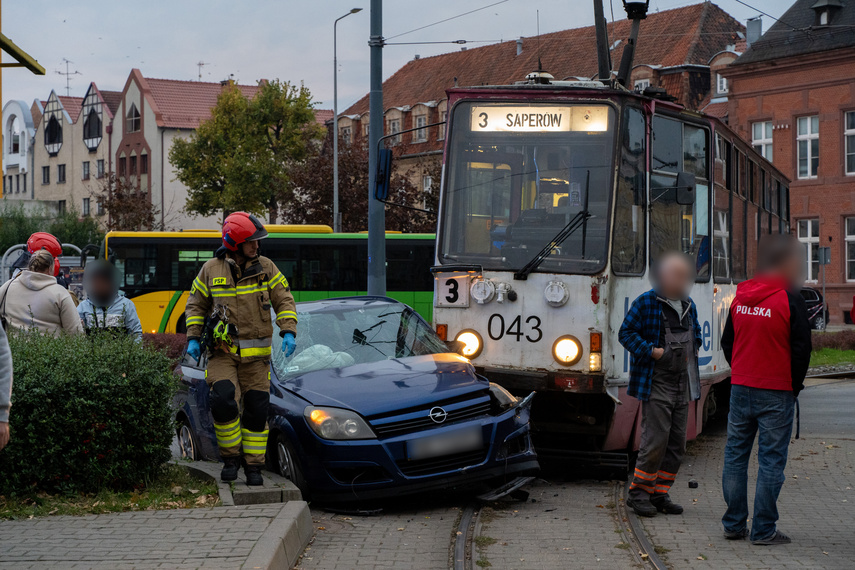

left=397, top=449, right=488, bottom=477
left=370, top=400, right=491, bottom=438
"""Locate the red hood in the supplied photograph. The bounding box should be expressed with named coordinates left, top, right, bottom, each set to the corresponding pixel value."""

left=735, top=276, right=790, bottom=307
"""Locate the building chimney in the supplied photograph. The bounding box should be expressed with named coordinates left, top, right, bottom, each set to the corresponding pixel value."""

left=746, top=17, right=762, bottom=48
left=516, top=38, right=523, bottom=56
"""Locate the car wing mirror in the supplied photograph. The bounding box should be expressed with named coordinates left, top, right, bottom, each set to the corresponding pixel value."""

left=675, top=171, right=695, bottom=205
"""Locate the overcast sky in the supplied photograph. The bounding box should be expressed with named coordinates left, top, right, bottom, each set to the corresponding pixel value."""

left=5, top=1, right=788, bottom=113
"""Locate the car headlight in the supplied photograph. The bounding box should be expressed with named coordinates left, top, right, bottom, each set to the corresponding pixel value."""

left=553, top=335, right=582, bottom=366
left=489, top=382, right=518, bottom=411
left=455, top=329, right=483, bottom=359
left=304, top=406, right=376, bottom=440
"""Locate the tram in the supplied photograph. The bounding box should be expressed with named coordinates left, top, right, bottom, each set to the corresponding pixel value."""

left=429, top=5, right=790, bottom=469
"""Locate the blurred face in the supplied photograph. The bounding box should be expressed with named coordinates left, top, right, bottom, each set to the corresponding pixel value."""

left=90, top=274, right=113, bottom=300
left=239, top=240, right=259, bottom=259
left=656, top=254, right=694, bottom=300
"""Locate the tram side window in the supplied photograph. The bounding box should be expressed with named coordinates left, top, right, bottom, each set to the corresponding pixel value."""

left=746, top=199, right=759, bottom=278
left=650, top=116, right=710, bottom=281
left=732, top=192, right=747, bottom=281
left=713, top=189, right=730, bottom=283
left=612, top=107, right=646, bottom=275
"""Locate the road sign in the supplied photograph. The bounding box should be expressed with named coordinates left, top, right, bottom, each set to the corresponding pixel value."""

left=819, top=247, right=831, bottom=265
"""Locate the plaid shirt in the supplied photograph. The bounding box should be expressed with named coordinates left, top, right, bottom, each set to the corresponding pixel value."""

left=618, top=289, right=702, bottom=401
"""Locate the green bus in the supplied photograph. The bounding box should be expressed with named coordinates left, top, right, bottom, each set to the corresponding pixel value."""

left=104, top=225, right=436, bottom=334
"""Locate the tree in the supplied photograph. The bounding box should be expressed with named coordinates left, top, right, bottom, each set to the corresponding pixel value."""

left=169, top=80, right=323, bottom=220
left=0, top=203, right=103, bottom=255
left=286, top=136, right=437, bottom=233
left=92, top=174, right=159, bottom=231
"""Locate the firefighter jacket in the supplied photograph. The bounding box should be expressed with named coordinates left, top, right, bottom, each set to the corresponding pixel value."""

left=185, top=253, right=297, bottom=361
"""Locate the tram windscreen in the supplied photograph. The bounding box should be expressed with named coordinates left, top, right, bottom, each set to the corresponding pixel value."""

left=440, top=102, right=616, bottom=274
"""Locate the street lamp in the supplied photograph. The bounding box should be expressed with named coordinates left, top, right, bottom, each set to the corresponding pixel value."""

left=333, top=7, right=363, bottom=233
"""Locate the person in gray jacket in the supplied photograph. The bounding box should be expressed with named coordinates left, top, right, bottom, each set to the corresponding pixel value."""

left=77, top=260, right=143, bottom=342
left=0, top=324, right=12, bottom=451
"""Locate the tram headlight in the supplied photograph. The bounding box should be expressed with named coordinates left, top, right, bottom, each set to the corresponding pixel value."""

left=455, top=330, right=483, bottom=359
left=552, top=335, right=582, bottom=366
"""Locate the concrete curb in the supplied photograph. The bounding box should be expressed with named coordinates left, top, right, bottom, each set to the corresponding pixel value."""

left=172, top=459, right=302, bottom=506
left=242, top=501, right=313, bottom=570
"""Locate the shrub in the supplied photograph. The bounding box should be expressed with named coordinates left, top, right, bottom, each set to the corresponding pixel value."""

left=0, top=330, right=177, bottom=496
left=143, top=333, right=187, bottom=364
left=811, top=330, right=855, bottom=352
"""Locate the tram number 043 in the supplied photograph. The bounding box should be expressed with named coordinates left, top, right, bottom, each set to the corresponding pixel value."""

left=488, top=314, right=543, bottom=342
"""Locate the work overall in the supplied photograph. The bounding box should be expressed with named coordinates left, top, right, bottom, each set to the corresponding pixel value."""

left=629, top=301, right=700, bottom=501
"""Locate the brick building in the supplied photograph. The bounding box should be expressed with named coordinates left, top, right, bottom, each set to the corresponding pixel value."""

left=724, top=0, right=855, bottom=324
left=339, top=2, right=746, bottom=194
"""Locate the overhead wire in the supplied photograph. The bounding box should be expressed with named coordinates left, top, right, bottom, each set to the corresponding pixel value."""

left=386, top=0, right=510, bottom=40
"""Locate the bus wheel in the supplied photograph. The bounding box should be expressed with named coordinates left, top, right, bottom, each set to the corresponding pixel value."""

left=702, top=389, right=718, bottom=425
left=176, top=314, right=187, bottom=335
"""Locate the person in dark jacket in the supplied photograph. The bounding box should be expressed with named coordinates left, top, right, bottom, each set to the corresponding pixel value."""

left=619, top=251, right=702, bottom=517
left=720, top=233, right=811, bottom=546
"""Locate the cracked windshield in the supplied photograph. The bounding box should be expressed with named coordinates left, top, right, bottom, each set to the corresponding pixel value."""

left=440, top=102, right=616, bottom=274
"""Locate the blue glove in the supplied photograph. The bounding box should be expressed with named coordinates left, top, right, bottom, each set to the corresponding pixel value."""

left=282, top=332, right=296, bottom=357
left=187, top=339, right=201, bottom=361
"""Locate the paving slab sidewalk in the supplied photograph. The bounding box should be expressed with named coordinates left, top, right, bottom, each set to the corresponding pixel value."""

left=640, top=386, right=855, bottom=569
left=0, top=502, right=312, bottom=570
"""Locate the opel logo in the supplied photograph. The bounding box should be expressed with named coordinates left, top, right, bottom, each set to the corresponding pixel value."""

left=428, top=406, right=448, bottom=424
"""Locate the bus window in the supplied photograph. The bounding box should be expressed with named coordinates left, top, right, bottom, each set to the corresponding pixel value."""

left=299, top=243, right=361, bottom=291
left=387, top=242, right=435, bottom=291
left=650, top=117, right=710, bottom=280
left=713, top=184, right=730, bottom=282
left=612, top=107, right=646, bottom=275
left=116, top=244, right=158, bottom=290
left=172, top=249, right=214, bottom=290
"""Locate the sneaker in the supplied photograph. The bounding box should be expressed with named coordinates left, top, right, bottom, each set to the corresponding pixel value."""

left=245, top=466, right=264, bottom=486
left=751, top=530, right=791, bottom=546
left=650, top=495, right=684, bottom=515
left=724, top=528, right=749, bottom=540
left=626, top=496, right=657, bottom=517
left=220, top=457, right=240, bottom=482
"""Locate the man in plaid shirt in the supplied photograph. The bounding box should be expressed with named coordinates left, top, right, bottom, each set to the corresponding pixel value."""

left=619, top=252, right=702, bottom=517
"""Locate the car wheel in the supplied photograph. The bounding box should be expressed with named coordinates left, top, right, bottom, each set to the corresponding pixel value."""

left=177, top=417, right=199, bottom=461
left=271, top=432, right=310, bottom=498
left=815, top=314, right=826, bottom=331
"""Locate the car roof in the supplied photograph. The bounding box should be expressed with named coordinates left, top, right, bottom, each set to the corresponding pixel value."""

left=294, top=296, right=404, bottom=314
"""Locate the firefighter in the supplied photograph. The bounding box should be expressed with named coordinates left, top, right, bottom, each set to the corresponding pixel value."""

left=185, top=212, right=297, bottom=485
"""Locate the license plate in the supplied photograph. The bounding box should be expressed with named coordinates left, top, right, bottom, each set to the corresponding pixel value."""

left=407, top=427, right=484, bottom=460
left=434, top=273, right=470, bottom=308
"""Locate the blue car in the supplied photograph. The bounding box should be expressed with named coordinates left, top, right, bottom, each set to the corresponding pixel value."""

left=174, top=297, right=539, bottom=502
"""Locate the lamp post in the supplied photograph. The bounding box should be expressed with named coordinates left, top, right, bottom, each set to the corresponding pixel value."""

left=333, top=7, right=362, bottom=233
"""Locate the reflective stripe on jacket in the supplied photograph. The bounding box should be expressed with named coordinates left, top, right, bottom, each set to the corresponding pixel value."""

left=184, top=254, right=297, bottom=361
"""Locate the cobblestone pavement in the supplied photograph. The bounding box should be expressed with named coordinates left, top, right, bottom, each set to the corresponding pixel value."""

left=297, top=503, right=459, bottom=569
left=477, top=479, right=637, bottom=569
left=0, top=504, right=286, bottom=569
left=640, top=379, right=855, bottom=570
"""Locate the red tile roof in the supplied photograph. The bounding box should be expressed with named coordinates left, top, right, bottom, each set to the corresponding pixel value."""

left=99, top=90, right=123, bottom=116
left=57, top=96, right=84, bottom=122
left=702, top=100, right=729, bottom=119
left=345, top=2, right=743, bottom=115
left=141, top=76, right=261, bottom=129
left=314, top=109, right=333, bottom=125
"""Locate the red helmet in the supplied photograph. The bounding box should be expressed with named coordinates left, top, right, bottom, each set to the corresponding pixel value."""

left=222, top=212, right=268, bottom=251
left=27, top=232, right=62, bottom=276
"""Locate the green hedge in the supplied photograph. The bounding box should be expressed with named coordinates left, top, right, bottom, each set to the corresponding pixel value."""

left=0, top=330, right=177, bottom=495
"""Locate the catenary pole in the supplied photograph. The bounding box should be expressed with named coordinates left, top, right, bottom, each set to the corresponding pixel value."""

left=367, top=0, right=386, bottom=295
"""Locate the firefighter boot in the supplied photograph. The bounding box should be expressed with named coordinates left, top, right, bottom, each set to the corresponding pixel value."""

left=245, top=465, right=263, bottom=486
left=221, top=457, right=240, bottom=482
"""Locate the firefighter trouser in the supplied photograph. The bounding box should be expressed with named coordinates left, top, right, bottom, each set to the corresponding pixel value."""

left=629, top=363, right=689, bottom=501
left=206, top=352, right=271, bottom=467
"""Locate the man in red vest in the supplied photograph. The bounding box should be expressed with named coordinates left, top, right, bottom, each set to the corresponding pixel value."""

left=720, top=233, right=811, bottom=546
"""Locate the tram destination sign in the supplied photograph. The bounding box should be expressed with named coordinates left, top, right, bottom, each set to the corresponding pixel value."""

left=470, top=105, right=608, bottom=133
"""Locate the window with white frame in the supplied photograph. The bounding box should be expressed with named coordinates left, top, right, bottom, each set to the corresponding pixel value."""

left=797, top=218, right=820, bottom=281
left=97, top=159, right=105, bottom=178
left=97, top=200, right=105, bottom=216
left=413, top=115, right=427, bottom=142
left=57, top=164, right=66, bottom=184
left=797, top=115, right=819, bottom=179
left=42, top=166, right=50, bottom=184
left=438, top=110, right=447, bottom=140
left=845, top=111, right=855, bottom=175
left=422, top=175, right=433, bottom=207
left=388, top=119, right=401, bottom=145
left=127, top=103, right=141, bottom=133
left=82, top=161, right=90, bottom=180
left=82, top=198, right=90, bottom=217
left=752, top=121, right=773, bottom=162
left=340, top=126, right=352, bottom=145
left=716, top=73, right=728, bottom=94
left=846, top=217, right=855, bottom=281
left=634, top=79, right=650, bottom=93
left=8, top=116, right=20, bottom=154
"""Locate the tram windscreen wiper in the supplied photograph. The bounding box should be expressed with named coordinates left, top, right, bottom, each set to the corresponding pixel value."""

left=514, top=171, right=591, bottom=281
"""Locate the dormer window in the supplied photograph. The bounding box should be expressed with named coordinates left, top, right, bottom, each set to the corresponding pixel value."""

left=811, top=0, right=842, bottom=27
left=83, top=108, right=102, bottom=149
left=45, top=116, right=62, bottom=153
left=8, top=116, right=20, bottom=154
left=716, top=73, right=728, bottom=94
left=127, top=103, right=140, bottom=133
